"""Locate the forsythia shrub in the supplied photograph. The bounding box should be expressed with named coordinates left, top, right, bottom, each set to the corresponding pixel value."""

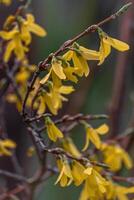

left=0, top=1, right=133, bottom=200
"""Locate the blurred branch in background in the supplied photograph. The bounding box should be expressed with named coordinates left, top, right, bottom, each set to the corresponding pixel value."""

left=109, top=0, right=134, bottom=137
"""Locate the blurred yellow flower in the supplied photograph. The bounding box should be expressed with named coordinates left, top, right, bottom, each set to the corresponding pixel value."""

left=45, top=117, right=63, bottom=142
left=0, top=0, right=11, bottom=6
left=79, top=166, right=108, bottom=200
left=26, top=146, right=35, bottom=157
left=71, top=160, right=86, bottom=186
left=0, top=139, right=16, bottom=156
left=21, top=14, right=47, bottom=45
left=62, top=137, right=81, bottom=158
left=0, top=26, right=28, bottom=62
left=104, top=180, right=134, bottom=200
left=101, top=143, right=133, bottom=171
left=55, top=156, right=73, bottom=187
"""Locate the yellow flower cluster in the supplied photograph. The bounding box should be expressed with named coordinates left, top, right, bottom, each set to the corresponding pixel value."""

left=0, top=139, right=16, bottom=156
left=101, top=143, right=133, bottom=171
left=0, top=14, right=46, bottom=62
left=39, top=31, right=129, bottom=115
left=55, top=156, right=134, bottom=200
left=37, top=79, right=74, bottom=115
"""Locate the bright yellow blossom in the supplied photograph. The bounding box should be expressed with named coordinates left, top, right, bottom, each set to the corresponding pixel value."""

left=21, top=14, right=47, bottom=45
left=45, top=117, right=63, bottom=142
left=62, top=137, right=81, bottom=158
left=0, top=26, right=28, bottom=62
left=55, top=156, right=73, bottom=187
left=0, top=139, right=16, bottom=156
left=40, top=57, right=66, bottom=85
left=63, top=43, right=100, bottom=77
left=101, top=143, right=133, bottom=171
left=98, top=28, right=129, bottom=65
left=83, top=123, right=109, bottom=151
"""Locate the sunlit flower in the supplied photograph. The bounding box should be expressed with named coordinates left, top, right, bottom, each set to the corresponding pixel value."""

left=82, top=123, right=109, bottom=151
left=98, top=27, right=129, bottom=65
left=55, top=156, right=73, bottom=187
left=0, top=139, right=16, bottom=156
left=45, top=117, right=63, bottom=142
left=101, top=143, right=133, bottom=171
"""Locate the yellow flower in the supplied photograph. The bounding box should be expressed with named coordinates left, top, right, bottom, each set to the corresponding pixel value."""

left=101, top=143, right=133, bottom=171
left=63, top=43, right=100, bottom=77
left=40, top=57, right=66, bottom=85
left=0, top=139, right=16, bottom=156
left=115, top=185, right=134, bottom=200
left=63, top=65, right=78, bottom=83
left=62, top=137, right=81, bottom=158
left=38, top=81, right=74, bottom=115
left=71, top=160, right=86, bottom=186
left=0, top=0, right=11, bottom=6
left=0, top=26, right=28, bottom=62
left=21, top=14, right=47, bottom=45
left=104, top=180, right=134, bottom=200
left=82, top=123, right=109, bottom=151
left=98, top=28, right=129, bottom=65
left=55, top=156, right=73, bottom=187
left=45, top=117, right=63, bottom=142
left=79, top=166, right=108, bottom=200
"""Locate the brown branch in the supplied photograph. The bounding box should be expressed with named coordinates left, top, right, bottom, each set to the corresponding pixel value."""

left=46, top=147, right=109, bottom=169
left=37, top=113, right=109, bottom=133
left=0, top=185, right=26, bottom=200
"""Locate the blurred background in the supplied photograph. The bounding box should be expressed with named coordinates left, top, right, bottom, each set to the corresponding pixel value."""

left=0, top=0, right=134, bottom=199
